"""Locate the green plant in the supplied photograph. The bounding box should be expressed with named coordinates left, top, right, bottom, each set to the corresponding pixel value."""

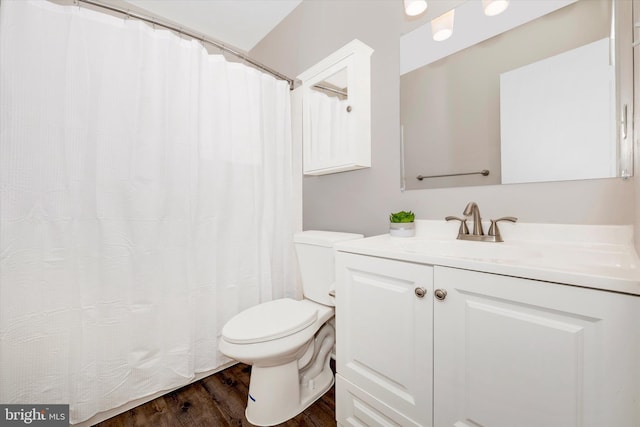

left=389, top=210, right=415, bottom=223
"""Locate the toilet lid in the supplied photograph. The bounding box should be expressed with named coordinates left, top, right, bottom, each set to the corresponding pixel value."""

left=222, top=298, right=318, bottom=344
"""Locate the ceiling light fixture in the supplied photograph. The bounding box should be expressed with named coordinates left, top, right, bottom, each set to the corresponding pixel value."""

left=431, top=9, right=455, bottom=41
left=404, top=0, right=427, bottom=17
left=482, top=0, right=510, bottom=16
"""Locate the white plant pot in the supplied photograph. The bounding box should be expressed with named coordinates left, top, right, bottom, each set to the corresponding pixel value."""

left=389, top=222, right=415, bottom=237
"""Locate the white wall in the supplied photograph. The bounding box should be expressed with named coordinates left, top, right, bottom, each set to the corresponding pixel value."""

left=250, top=0, right=635, bottom=238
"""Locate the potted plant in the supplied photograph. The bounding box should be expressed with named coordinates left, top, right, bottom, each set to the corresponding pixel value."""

left=389, top=210, right=416, bottom=237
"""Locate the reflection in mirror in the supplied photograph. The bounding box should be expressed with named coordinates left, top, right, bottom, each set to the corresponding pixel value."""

left=500, top=37, right=615, bottom=184
left=309, top=69, right=351, bottom=166
left=400, top=0, right=632, bottom=190
left=313, top=68, right=348, bottom=99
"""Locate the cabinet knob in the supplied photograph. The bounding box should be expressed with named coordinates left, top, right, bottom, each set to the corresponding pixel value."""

left=414, top=287, right=427, bottom=298
left=434, top=288, right=447, bottom=301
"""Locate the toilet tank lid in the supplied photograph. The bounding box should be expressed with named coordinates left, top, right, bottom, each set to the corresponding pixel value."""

left=294, top=230, right=364, bottom=247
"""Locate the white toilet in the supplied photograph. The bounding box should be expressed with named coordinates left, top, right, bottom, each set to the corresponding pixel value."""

left=219, top=230, right=362, bottom=426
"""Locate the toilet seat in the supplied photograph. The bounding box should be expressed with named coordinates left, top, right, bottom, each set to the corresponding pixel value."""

left=222, top=298, right=318, bottom=344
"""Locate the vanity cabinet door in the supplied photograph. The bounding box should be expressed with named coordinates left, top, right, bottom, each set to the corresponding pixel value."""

left=336, top=252, right=434, bottom=427
left=433, top=266, right=640, bottom=427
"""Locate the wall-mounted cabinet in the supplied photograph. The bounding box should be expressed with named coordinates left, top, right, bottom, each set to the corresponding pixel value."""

left=297, top=39, right=373, bottom=175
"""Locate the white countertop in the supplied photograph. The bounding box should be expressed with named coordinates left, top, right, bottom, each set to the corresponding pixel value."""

left=334, top=220, right=640, bottom=296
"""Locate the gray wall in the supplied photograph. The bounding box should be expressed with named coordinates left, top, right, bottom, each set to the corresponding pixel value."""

left=250, top=0, right=635, bottom=238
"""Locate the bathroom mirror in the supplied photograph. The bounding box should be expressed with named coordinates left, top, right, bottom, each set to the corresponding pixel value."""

left=400, top=0, right=634, bottom=190
left=298, top=39, right=373, bottom=176
left=312, top=68, right=348, bottom=100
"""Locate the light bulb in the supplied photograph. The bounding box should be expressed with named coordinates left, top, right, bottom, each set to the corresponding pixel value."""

left=404, top=0, right=427, bottom=17
left=431, top=9, right=455, bottom=41
left=482, top=0, right=509, bottom=16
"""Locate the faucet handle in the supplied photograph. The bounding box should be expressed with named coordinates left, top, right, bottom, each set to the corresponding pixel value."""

left=445, top=216, right=469, bottom=236
left=488, top=217, right=518, bottom=242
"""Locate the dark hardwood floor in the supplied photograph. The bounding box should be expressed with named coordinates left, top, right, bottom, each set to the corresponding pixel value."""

left=93, top=363, right=336, bottom=427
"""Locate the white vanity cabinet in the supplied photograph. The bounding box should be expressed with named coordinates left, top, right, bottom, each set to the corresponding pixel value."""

left=335, top=252, right=434, bottom=426
left=335, top=252, right=640, bottom=427
left=434, top=266, right=640, bottom=427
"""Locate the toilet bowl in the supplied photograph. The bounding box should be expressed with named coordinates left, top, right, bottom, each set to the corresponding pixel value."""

left=220, top=298, right=335, bottom=425
left=219, top=230, right=363, bottom=426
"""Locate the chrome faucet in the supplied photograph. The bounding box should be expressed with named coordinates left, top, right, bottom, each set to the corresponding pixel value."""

left=463, top=201, right=483, bottom=236
left=446, top=201, right=518, bottom=242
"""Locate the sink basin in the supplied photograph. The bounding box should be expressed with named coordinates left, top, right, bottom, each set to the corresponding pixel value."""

left=398, top=239, right=543, bottom=262
left=526, top=243, right=639, bottom=272
left=335, top=220, right=640, bottom=294
left=391, top=237, right=638, bottom=279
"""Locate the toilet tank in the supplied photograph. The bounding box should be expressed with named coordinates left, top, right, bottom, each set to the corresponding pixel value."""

left=294, top=230, right=363, bottom=306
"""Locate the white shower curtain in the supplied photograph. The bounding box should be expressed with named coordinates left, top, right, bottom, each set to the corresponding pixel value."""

left=308, top=89, right=351, bottom=164
left=0, top=0, right=296, bottom=423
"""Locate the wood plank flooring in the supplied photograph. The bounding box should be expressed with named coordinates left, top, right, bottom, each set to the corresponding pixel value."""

left=93, top=363, right=336, bottom=427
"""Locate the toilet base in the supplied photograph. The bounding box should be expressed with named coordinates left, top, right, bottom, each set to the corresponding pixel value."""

left=245, top=358, right=334, bottom=426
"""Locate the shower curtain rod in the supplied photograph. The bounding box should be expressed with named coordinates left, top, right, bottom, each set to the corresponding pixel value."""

left=313, top=84, right=348, bottom=97
left=75, top=0, right=296, bottom=90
